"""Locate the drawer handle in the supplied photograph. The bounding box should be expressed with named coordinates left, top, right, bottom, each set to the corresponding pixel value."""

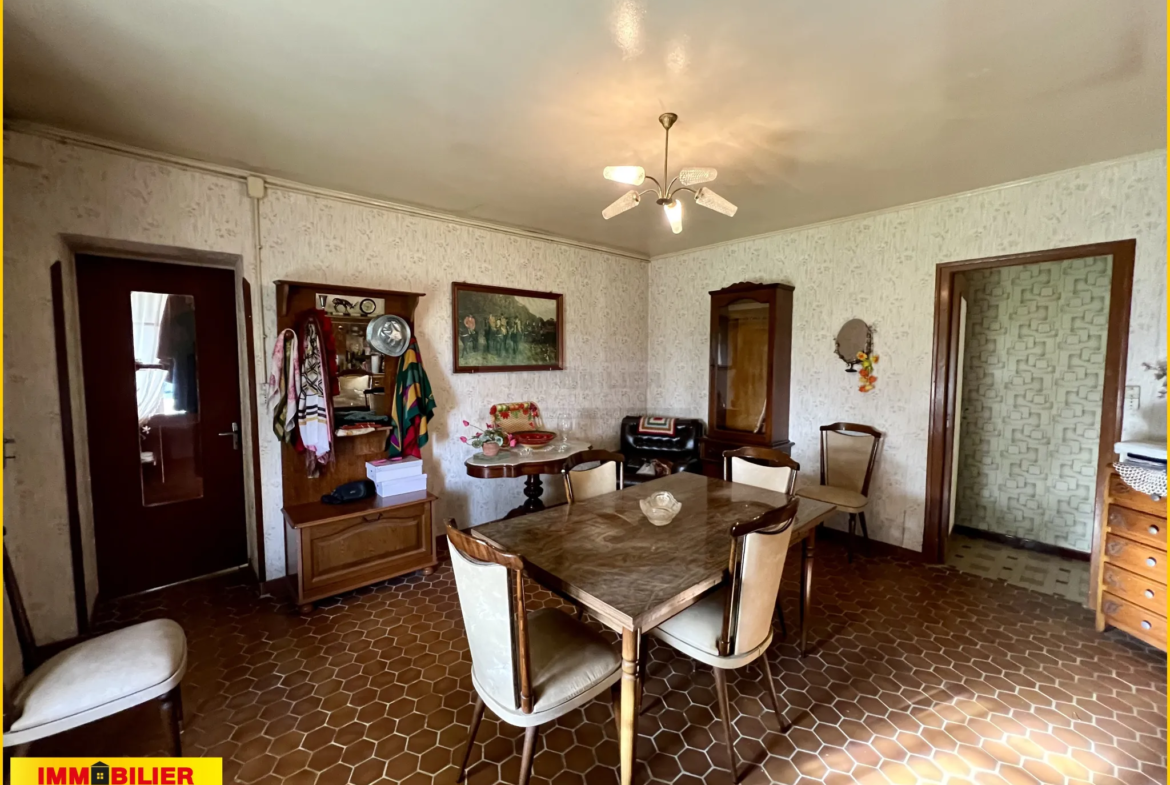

left=1141, top=620, right=1152, bottom=630
left=1145, top=589, right=1156, bottom=599
left=363, top=513, right=386, bottom=522
left=1146, top=557, right=1157, bottom=568
left=1149, top=525, right=1160, bottom=535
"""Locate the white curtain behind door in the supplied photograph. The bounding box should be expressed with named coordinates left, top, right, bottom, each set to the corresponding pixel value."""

left=131, top=291, right=169, bottom=424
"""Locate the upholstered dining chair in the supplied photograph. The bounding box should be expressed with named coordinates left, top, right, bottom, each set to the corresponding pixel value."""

left=2, top=548, right=187, bottom=756
left=647, top=499, right=800, bottom=782
left=795, top=422, right=883, bottom=562
left=723, top=446, right=800, bottom=495
left=445, top=521, right=621, bottom=785
left=562, top=449, right=625, bottom=503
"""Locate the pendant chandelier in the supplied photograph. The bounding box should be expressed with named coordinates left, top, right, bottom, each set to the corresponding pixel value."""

left=601, top=112, right=737, bottom=234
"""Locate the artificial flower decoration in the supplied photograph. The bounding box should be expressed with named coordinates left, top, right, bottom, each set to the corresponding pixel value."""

left=458, top=419, right=517, bottom=449
left=857, top=352, right=880, bottom=393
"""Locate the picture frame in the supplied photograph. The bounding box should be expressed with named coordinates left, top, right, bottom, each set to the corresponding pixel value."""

left=452, top=282, right=564, bottom=373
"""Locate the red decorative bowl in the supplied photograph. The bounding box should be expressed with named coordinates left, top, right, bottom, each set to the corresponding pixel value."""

left=514, top=430, right=556, bottom=446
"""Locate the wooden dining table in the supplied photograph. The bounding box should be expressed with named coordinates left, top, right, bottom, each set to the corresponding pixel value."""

left=473, top=471, right=837, bottom=785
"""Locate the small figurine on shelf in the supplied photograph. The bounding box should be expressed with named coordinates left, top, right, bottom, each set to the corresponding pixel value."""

left=857, top=351, right=879, bottom=393
left=459, top=419, right=517, bottom=457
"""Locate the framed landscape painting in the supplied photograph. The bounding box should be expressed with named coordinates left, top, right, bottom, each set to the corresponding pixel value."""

left=452, top=282, right=564, bottom=373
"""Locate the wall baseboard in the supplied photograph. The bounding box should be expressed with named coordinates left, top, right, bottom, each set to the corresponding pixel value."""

left=952, top=525, right=1091, bottom=562
left=816, top=526, right=927, bottom=562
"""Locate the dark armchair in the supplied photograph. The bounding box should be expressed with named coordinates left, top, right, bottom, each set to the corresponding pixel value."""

left=618, top=415, right=706, bottom=485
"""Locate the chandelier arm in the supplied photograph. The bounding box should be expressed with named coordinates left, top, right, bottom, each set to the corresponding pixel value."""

left=636, top=188, right=659, bottom=198
left=676, top=187, right=696, bottom=197
left=665, top=176, right=680, bottom=199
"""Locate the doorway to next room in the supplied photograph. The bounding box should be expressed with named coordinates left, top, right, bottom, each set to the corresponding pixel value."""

left=927, top=242, right=1134, bottom=605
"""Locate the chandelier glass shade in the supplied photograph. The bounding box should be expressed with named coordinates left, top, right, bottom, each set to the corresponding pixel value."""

left=601, top=113, right=737, bottom=233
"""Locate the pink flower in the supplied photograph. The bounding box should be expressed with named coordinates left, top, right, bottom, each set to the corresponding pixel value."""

left=509, top=437, right=517, bottom=447
left=474, top=432, right=482, bottom=438
left=459, top=436, right=467, bottom=443
left=462, top=419, right=469, bottom=426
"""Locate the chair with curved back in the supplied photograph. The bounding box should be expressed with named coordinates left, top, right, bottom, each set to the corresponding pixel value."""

left=445, top=521, right=621, bottom=785
left=2, top=546, right=187, bottom=758
left=796, top=422, right=883, bottom=561
left=723, top=446, right=800, bottom=495
left=647, top=499, right=801, bottom=782
left=562, top=449, right=625, bottom=503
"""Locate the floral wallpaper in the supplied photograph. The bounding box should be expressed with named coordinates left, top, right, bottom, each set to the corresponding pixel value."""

left=955, top=257, right=1112, bottom=552
left=647, top=153, right=1166, bottom=551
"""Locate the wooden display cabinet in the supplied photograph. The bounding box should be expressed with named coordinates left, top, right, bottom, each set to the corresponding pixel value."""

left=700, top=282, right=794, bottom=476
left=275, top=280, right=437, bottom=612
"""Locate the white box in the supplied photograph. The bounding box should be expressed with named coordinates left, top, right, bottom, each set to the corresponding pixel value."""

left=375, top=473, right=427, bottom=498
left=367, top=456, right=424, bottom=483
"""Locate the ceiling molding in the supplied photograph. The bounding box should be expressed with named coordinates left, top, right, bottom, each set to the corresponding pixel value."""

left=649, top=149, right=1167, bottom=263
left=4, top=120, right=652, bottom=263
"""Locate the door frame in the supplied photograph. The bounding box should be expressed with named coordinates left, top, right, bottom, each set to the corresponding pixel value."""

left=57, top=236, right=266, bottom=608
left=922, top=240, right=1135, bottom=594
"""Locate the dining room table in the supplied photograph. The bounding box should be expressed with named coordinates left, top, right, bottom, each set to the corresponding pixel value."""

left=472, top=471, right=837, bottom=785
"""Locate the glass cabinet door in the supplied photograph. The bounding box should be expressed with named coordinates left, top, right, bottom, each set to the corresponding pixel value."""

left=713, top=297, right=771, bottom=433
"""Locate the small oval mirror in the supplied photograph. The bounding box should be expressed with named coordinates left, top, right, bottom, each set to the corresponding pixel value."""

left=835, top=319, right=872, bottom=372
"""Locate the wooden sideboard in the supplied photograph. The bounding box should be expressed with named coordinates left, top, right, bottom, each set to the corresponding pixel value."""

left=284, top=490, right=437, bottom=613
left=1095, top=471, right=1167, bottom=651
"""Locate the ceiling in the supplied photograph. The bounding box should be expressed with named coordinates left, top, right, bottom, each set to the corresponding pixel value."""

left=5, top=1, right=1165, bottom=258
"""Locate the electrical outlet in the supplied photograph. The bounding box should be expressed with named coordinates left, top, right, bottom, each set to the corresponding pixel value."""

left=1125, top=385, right=1141, bottom=413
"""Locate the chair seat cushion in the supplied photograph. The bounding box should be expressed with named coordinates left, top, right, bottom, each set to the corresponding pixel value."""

left=649, top=588, right=772, bottom=669
left=475, top=608, right=620, bottom=726
left=7, top=619, right=187, bottom=744
left=796, top=484, right=868, bottom=513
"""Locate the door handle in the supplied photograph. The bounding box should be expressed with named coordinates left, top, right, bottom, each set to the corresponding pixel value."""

left=217, top=422, right=240, bottom=451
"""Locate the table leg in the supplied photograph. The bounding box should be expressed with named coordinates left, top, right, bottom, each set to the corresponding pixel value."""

left=800, top=528, right=815, bottom=657
left=521, top=475, right=545, bottom=513
left=620, top=628, right=642, bottom=785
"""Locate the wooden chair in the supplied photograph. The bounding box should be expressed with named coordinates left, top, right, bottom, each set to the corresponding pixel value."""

left=562, top=449, right=625, bottom=503
left=446, top=521, right=621, bottom=785
left=796, top=422, right=883, bottom=561
left=723, top=446, right=799, bottom=639
left=647, top=500, right=801, bottom=782
left=2, top=548, right=187, bottom=756
left=723, top=446, right=800, bottom=495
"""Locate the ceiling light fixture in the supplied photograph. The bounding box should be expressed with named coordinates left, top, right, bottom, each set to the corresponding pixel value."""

left=601, top=112, right=737, bottom=234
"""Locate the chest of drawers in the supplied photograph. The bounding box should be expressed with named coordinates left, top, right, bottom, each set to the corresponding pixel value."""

left=1095, top=472, right=1167, bottom=650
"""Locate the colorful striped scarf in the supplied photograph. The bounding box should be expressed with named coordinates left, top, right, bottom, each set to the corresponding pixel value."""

left=387, top=336, right=436, bottom=459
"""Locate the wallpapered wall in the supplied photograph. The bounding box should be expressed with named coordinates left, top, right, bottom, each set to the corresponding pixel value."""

left=954, top=257, right=1113, bottom=552
left=647, top=153, right=1166, bottom=551
left=3, top=131, right=647, bottom=646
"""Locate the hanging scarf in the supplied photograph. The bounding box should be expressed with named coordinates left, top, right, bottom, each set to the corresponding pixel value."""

left=297, top=314, right=335, bottom=474
left=387, top=336, right=436, bottom=459
left=268, top=329, right=300, bottom=444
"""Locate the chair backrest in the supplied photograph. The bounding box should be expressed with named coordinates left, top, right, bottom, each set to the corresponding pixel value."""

left=723, top=446, right=799, bottom=495
left=3, top=547, right=40, bottom=676
left=445, top=520, right=533, bottom=713
left=619, top=416, right=705, bottom=461
left=719, top=499, right=800, bottom=657
left=562, top=449, right=625, bottom=503
left=819, top=422, right=883, bottom=495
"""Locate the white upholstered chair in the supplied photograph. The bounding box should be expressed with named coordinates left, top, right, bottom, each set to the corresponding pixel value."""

left=562, top=449, right=625, bottom=503
left=2, top=549, right=187, bottom=756
left=445, top=521, right=621, bottom=785
left=647, top=499, right=800, bottom=782
left=795, top=422, right=883, bottom=561
left=723, top=446, right=800, bottom=495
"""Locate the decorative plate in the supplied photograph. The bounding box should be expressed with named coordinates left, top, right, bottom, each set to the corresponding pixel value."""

left=366, top=314, right=411, bottom=357
left=514, top=430, right=556, bottom=446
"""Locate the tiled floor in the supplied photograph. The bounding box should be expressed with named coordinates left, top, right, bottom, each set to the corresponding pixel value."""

left=946, top=534, right=1092, bottom=604
left=22, top=538, right=1166, bottom=785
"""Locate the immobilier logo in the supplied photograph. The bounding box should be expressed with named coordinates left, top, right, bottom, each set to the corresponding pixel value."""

left=10, top=759, right=222, bottom=785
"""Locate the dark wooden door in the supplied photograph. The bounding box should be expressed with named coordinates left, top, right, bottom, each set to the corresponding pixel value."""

left=76, top=255, right=248, bottom=597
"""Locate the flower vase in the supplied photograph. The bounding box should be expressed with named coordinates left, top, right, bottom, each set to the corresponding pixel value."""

left=481, top=441, right=501, bottom=457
